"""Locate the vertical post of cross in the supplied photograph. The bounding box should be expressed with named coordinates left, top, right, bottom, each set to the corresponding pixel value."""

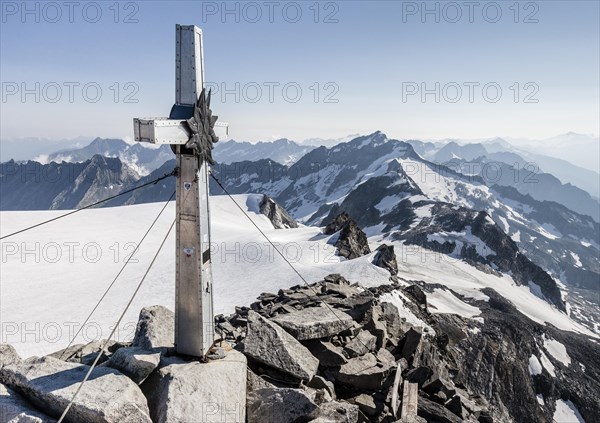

left=172, top=24, right=214, bottom=358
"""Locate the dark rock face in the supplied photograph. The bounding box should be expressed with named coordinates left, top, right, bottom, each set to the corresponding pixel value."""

left=323, top=211, right=351, bottom=235
left=328, top=215, right=372, bottom=260
left=0, top=156, right=139, bottom=211
left=259, top=194, right=299, bottom=229
left=396, top=203, right=567, bottom=311
left=373, top=244, right=398, bottom=275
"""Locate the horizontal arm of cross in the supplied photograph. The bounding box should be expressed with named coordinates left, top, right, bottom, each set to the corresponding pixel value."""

left=134, top=117, right=228, bottom=145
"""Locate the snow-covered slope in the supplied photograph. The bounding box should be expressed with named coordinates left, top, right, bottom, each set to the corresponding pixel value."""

left=0, top=195, right=594, bottom=358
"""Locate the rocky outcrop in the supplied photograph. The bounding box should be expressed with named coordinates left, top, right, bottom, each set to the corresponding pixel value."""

left=215, top=274, right=600, bottom=423
left=397, top=203, right=567, bottom=311
left=132, top=305, right=174, bottom=350
left=323, top=213, right=371, bottom=260
left=243, top=311, right=319, bottom=382
left=0, top=356, right=151, bottom=422
left=259, top=194, right=299, bottom=229
left=373, top=243, right=398, bottom=275
left=1, top=271, right=598, bottom=422
left=323, top=212, right=351, bottom=235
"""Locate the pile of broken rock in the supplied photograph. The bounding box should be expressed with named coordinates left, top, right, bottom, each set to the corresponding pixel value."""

left=0, top=274, right=492, bottom=422
left=217, top=273, right=493, bottom=423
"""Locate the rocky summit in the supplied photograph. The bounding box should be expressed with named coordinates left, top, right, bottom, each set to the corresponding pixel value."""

left=1, top=275, right=599, bottom=422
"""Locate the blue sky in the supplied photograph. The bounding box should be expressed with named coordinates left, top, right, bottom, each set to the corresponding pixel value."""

left=1, top=0, right=598, bottom=143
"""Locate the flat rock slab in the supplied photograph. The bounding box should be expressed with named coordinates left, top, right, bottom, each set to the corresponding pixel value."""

left=147, top=350, right=247, bottom=423
left=244, top=311, right=318, bottom=381
left=0, top=356, right=151, bottom=423
left=417, top=397, right=463, bottom=423
left=132, top=306, right=174, bottom=350
left=272, top=306, right=354, bottom=340
left=345, top=330, right=377, bottom=357
left=303, top=340, right=347, bottom=367
left=247, top=387, right=317, bottom=423
left=105, top=347, right=161, bottom=384
left=0, top=383, right=55, bottom=423
left=334, top=353, right=395, bottom=391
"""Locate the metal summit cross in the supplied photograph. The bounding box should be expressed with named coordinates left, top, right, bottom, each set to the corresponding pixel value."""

left=133, top=25, right=227, bottom=357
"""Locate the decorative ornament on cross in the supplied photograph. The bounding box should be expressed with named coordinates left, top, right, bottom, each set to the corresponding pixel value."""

left=184, top=88, right=219, bottom=166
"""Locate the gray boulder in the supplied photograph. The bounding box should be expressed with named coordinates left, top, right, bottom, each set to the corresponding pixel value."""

left=0, top=345, right=21, bottom=369
left=0, top=383, right=55, bottom=423
left=243, top=311, right=318, bottom=381
left=146, top=350, right=247, bottom=423
left=0, top=356, right=151, bottom=422
left=49, top=340, right=123, bottom=366
left=303, top=340, right=347, bottom=367
left=417, top=397, right=463, bottom=423
left=272, top=306, right=354, bottom=340
left=104, top=347, right=161, bottom=384
left=380, top=302, right=405, bottom=339
left=345, top=330, right=377, bottom=358
left=259, top=195, right=299, bottom=229
left=334, top=353, right=394, bottom=390
left=399, top=327, right=422, bottom=360
left=335, top=219, right=371, bottom=260
left=132, top=305, right=174, bottom=350
left=247, top=368, right=275, bottom=391
left=310, top=400, right=360, bottom=422
left=352, top=393, right=377, bottom=416
left=373, top=244, right=398, bottom=275
left=247, top=387, right=317, bottom=423
left=307, top=375, right=336, bottom=401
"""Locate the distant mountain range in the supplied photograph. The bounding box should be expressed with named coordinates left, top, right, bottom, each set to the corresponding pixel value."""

left=1, top=133, right=598, bottom=299
left=213, top=138, right=314, bottom=165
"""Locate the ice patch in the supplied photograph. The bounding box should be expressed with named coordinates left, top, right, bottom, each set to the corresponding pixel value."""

left=537, top=222, right=562, bottom=240
left=528, top=355, right=542, bottom=375
left=536, top=394, right=544, bottom=406
left=498, top=216, right=509, bottom=232
left=427, top=288, right=482, bottom=319
left=543, top=335, right=571, bottom=367
left=570, top=252, right=582, bottom=267
left=553, top=399, right=585, bottom=423
left=540, top=352, right=556, bottom=377
left=379, top=290, right=435, bottom=336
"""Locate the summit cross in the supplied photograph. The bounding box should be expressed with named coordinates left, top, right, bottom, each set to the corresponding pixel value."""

left=133, top=24, right=226, bottom=357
